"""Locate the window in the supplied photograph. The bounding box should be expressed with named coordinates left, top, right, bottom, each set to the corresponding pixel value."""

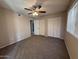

left=67, top=2, right=78, bottom=38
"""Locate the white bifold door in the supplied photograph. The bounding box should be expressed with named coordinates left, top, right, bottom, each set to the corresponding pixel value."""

left=34, top=17, right=64, bottom=39
left=34, top=20, right=40, bottom=35
left=34, top=20, right=45, bottom=35
left=47, top=17, right=62, bottom=38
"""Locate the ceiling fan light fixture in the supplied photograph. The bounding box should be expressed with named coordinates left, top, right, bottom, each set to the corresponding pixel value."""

left=33, top=12, right=38, bottom=16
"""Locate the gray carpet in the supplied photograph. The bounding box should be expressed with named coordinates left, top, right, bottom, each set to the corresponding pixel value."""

left=0, top=35, right=70, bottom=59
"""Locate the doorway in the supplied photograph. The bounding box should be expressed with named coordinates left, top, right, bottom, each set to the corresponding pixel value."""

left=30, top=20, right=34, bottom=35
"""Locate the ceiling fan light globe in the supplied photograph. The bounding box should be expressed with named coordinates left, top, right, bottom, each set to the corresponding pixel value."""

left=33, top=12, right=38, bottom=16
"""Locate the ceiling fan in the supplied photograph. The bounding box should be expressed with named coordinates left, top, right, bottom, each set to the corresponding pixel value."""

left=24, top=4, right=46, bottom=16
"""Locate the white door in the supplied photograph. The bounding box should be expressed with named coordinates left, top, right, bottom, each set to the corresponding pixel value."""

left=34, top=20, right=40, bottom=35
left=39, top=20, right=45, bottom=35
left=47, top=17, right=62, bottom=38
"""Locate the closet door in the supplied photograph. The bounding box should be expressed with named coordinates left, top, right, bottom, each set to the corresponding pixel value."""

left=47, top=17, right=62, bottom=38
left=39, top=20, right=45, bottom=35
left=34, top=20, right=40, bottom=35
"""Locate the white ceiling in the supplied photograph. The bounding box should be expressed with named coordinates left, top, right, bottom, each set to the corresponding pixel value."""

left=0, top=0, right=70, bottom=16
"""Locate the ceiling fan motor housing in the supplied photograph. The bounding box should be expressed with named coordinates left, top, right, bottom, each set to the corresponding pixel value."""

left=38, top=5, right=41, bottom=9
left=33, top=5, right=42, bottom=10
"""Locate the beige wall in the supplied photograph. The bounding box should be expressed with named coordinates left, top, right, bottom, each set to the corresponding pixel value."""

left=37, top=12, right=67, bottom=39
left=0, top=8, right=31, bottom=48
left=64, top=1, right=78, bottom=59
left=64, top=32, right=78, bottom=59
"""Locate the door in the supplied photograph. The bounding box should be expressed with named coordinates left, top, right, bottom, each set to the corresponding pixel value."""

left=30, top=20, right=34, bottom=35
left=34, top=20, right=40, bottom=35
left=47, top=17, right=62, bottom=38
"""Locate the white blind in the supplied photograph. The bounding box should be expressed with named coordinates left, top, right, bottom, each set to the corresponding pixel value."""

left=67, top=2, right=78, bottom=38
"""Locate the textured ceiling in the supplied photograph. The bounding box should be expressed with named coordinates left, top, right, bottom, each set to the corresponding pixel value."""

left=0, top=0, right=70, bottom=16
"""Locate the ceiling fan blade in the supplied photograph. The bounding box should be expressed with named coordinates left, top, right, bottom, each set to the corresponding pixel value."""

left=38, top=11, right=46, bottom=13
left=24, top=8, right=32, bottom=11
left=28, top=13, right=32, bottom=14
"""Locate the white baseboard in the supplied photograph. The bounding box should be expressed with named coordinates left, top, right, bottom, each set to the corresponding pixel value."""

left=0, top=35, right=31, bottom=49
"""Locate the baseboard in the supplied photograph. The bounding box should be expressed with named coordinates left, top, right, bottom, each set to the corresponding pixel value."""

left=33, top=35, right=64, bottom=40
left=0, top=35, right=31, bottom=49
left=0, top=41, right=18, bottom=49
left=64, top=41, right=71, bottom=59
